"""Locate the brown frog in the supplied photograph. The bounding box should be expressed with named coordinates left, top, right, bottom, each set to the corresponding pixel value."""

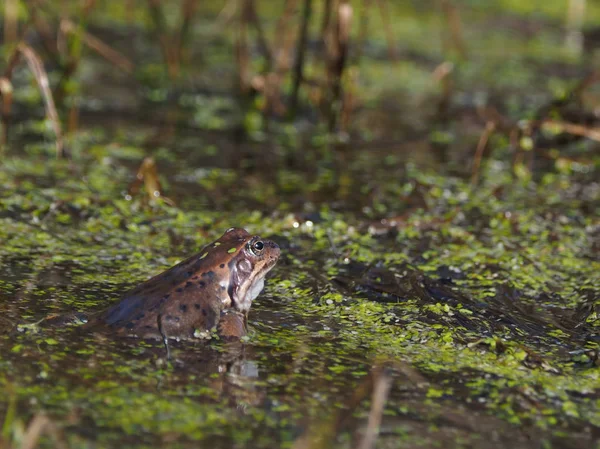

left=86, top=228, right=280, bottom=343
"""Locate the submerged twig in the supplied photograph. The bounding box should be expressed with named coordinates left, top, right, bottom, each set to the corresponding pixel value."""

left=356, top=367, right=393, bottom=449
left=291, top=366, right=375, bottom=449
left=291, top=362, right=399, bottom=449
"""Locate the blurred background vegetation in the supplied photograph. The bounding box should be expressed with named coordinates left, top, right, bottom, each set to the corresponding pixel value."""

left=2, top=0, right=599, bottom=180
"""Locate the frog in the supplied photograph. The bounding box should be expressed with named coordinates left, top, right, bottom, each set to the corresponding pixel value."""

left=84, top=228, right=280, bottom=344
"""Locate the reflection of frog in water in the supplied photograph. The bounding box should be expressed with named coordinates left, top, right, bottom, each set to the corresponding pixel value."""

left=86, top=228, right=280, bottom=345
left=173, top=341, right=266, bottom=410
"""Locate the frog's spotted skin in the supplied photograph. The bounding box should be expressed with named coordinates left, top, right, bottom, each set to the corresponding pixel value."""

left=86, top=228, right=280, bottom=340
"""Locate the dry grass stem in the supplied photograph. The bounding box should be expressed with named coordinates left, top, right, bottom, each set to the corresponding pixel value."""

left=321, top=0, right=333, bottom=44
left=129, top=157, right=176, bottom=206
left=146, top=0, right=178, bottom=78
left=441, top=0, right=467, bottom=60
left=60, top=19, right=134, bottom=73
left=273, top=0, right=300, bottom=73
left=0, top=77, right=14, bottom=149
left=375, top=0, right=397, bottom=59
left=290, top=0, right=313, bottom=114
left=246, top=0, right=273, bottom=66
left=261, top=0, right=299, bottom=116
left=535, top=70, right=600, bottom=123
left=565, top=0, right=586, bottom=54
left=236, top=1, right=251, bottom=92
left=432, top=61, right=454, bottom=82
left=30, top=9, right=60, bottom=58
left=4, top=44, right=64, bottom=157
left=176, top=0, right=199, bottom=64
left=471, top=121, right=496, bottom=186
left=432, top=61, right=454, bottom=115
left=540, top=119, right=600, bottom=142
left=357, top=0, right=371, bottom=61
left=325, top=1, right=352, bottom=131
left=215, top=0, right=239, bottom=27
left=4, top=0, right=19, bottom=44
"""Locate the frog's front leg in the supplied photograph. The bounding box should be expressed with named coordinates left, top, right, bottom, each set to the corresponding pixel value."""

left=217, top=310, right=247, bottom=340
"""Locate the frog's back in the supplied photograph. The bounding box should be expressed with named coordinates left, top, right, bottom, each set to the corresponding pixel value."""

left=91, top=266, right=225, bottom=338
left=88, top=235, right=242, bottom=338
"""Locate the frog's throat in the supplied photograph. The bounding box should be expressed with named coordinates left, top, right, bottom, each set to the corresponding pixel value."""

left=228, top=274, right=266, bottom=313
left=227, top=261, right=270, bottom=313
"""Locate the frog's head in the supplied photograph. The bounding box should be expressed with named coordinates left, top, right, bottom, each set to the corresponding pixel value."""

left=215, top=228, right=280, bottom=313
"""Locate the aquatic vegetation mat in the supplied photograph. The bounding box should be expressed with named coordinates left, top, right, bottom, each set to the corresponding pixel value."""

left=0, top=146, right=598, bottom=449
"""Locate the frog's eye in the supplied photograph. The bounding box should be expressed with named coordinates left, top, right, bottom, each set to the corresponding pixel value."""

left=249, top=240, right=264, bottom=255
